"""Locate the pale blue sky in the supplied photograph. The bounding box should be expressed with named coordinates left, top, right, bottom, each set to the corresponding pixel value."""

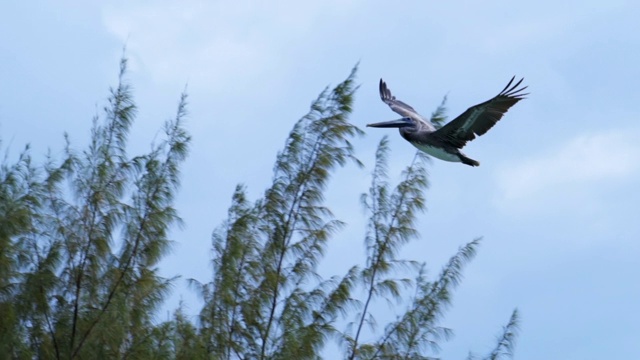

left=2, top=1, right=639, bottom=359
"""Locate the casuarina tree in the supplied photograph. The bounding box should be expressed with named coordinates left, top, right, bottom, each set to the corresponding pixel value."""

left=0, top=58, right=518, bottom=360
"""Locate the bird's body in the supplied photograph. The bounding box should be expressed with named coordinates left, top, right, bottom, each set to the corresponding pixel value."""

left=410, top=140, right=465, bottom=163
left=368, top=77, right=528, bottom=166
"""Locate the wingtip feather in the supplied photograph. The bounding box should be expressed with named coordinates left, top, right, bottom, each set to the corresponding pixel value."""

left=499, top=76, right=516, bottom=94
left=500, top=76, right=528, bottom=98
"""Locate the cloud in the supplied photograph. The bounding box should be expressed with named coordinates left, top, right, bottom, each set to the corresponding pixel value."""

left=494, top=127, right=640, bottom=210
left=100, top=1, right=363, bottom=88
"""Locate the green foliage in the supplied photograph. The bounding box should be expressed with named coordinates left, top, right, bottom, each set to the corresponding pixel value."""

left=192, top=67, right=364, bottom=359
left=346, top=139, right=428, bottom=359
left=0, top=57, right=190, bottom=359
left=194, top=67, right=519, bottom=360
left=467, top=309, right=520, bottom=360
left=430, top=96, right=448, bottom=130
left=0, top=59, right=519, bottom=359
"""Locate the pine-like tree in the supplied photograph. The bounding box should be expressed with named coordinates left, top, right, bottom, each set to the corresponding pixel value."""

left=0, top=58, right=519, bottom=359
left=0, top=57, right=190, bottom=359
left=194, top=67, right=519, bottom=360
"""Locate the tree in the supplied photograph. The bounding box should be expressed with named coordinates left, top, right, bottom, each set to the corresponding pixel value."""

left=192, top=66, right=519, bottom=359
left=0, top=57, right=190, bottom=359
left=0, top=58, right=518, bottom=359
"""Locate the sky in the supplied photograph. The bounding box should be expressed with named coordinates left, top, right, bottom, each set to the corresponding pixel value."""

left=1, top=1, right=639, bottom=358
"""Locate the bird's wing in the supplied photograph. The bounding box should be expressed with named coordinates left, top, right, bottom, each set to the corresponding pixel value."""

left=432, top=76, right=528, bottom=148
left=379, top=79, right=428, bottom=122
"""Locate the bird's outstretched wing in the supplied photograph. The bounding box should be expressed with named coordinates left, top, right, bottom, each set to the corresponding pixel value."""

left=433, top=76, right=528, bottom=148
left=379, top=79, right=425, bottom=120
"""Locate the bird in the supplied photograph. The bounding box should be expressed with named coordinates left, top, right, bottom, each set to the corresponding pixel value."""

left=367, top=76, right=528, bottom=166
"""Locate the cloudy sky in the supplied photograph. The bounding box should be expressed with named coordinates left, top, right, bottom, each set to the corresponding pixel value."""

left=2, top=1, right=639, bottom=358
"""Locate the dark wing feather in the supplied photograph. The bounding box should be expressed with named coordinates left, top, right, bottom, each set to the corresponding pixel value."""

left=433, top=76, right=528, bottom=148
left=379, top=79, right=422, bottom=119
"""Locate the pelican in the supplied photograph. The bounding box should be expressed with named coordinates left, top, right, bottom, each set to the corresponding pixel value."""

left=367, top=77, right=528, bottom=166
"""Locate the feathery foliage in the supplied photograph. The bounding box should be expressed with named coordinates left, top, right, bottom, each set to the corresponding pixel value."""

left=467, top=309, right=520, bottom=360
left=0, top=57, right=190, bottom=359
left=430, top=96, right=448, bottom=130
left=485, top=309, right=520, bottom=360
left=346, top=139, right=428, bottom=359
left=194, top=68, right=519, bottom=359
left=0, top=58, right=520, bottom=359
left=192, top=67, right=364, bottom=359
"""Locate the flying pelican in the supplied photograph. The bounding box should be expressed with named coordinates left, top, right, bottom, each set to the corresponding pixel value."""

left=367, top=77, right=528, bottom=166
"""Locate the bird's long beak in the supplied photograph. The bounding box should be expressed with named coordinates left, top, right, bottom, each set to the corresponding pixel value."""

left=366, top=117, right=413, bottom=128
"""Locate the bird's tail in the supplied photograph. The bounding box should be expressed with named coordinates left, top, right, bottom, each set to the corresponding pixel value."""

left=459, top=154, right=480, bottom=167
